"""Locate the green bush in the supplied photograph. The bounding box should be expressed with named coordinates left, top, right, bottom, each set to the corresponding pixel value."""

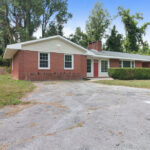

left=0, top=56, right=10, bottom=66
left=108, top=68, right=150, bottom=80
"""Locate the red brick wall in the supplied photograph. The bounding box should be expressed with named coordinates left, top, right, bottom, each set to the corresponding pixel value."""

left=11, top=51, right=23, bottom=79
left=142, top=62, right=150, bottom=68
left=109, top=59, right=120, bottom=68
left=135, top=61, right=143, bottom=68
left=12, top=50, right=87, bottom=81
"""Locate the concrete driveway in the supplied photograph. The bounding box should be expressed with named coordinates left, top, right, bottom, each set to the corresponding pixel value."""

left=0, top=81, right=150, bottom=150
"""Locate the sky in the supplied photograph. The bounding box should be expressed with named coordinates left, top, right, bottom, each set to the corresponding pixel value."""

left=34, top=0, right=150, bottom=44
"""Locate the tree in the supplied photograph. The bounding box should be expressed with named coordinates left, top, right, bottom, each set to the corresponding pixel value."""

left=69, top=27, right=88, bottom=48
left=41, top=0, right=72, bottom=37
left=86, top=2, right=111, bottom=42
left=0, top=0, right=14, bottom=55
left=9, top=0, right=43, bottom=41
left=105, top=25, right=123, bottom=52
left=118, top=7, right=150, bottom=52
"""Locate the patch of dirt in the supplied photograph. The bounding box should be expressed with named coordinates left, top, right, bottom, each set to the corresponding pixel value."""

left=0, top=144, right=8, bottom=150
left=44, top=132, right=57, bottom=136
left=16, top=136, right=36, bottom=144
left=4, top=103, right=35, bottom=117
left=33, top=101, right=68, bottom=109
left=3, top=101, right=67, bottom=117
left=28, top=122, right=37, bottom=128
left=66, top=93, right=73, bottom=96
left=43, top=81, right=58, bottom=85
left=118, top=131, right=123, bottom=136
left=87, top=107, right=100, bottom=111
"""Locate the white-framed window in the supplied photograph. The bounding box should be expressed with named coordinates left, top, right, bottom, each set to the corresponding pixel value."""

left=38, top=52, right=50, bottom=69
left=87, top=59, right=91, bottom=73
left=101, top=60, right=108, bottom=72
left=64, top=54, right=74, bottom=69
left=120, top=60, right=135, bottom=68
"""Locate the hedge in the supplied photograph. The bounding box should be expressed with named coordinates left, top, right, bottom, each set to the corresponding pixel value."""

left=108, top=68, right=150, bottom=80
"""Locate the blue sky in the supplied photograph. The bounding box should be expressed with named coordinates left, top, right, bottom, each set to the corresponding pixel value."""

left=63, top=0, right=150, bottom=43
left=34, top=0, right=150, bottom=43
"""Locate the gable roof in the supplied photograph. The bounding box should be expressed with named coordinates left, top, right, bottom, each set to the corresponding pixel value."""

left=3, top=35, right=150, bottom=62
left=87, top=49, right=150, bottom=62
left=4, top=35, right=88, bottom=59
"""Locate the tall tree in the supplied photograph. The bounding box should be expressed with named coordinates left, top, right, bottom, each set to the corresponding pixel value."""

left=69, top=27, right=88, bottom=48
left=86, top=2, right=111, bottom=42
left=105, top=25, right=123, bottom=52
left=9, top=0, right=42, bottom=41
left=41, top=0, right=72, bottom=37
left=118, top=7, right=150, bottom=52
left=0, top=0, right=14, bottom=55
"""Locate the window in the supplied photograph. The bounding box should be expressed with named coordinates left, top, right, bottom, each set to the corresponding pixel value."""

left=123, top=61, right=131, bottom=68
left=64, top=55, right=73, bottom=69
left=120, top=60, right=135, bottom=68
left=38, top=52, right=50, bottom=69
left=101, top=60, right=108, bottom=72
left=87, top=59, right=91, bottom=73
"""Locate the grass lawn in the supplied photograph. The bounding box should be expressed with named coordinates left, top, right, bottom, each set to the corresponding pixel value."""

left=95, top=80, right=150, bottom=89
left=0, top=75, right=35, bottom=108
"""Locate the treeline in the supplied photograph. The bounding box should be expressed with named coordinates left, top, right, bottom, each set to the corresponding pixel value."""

left=70, top=2, right=150, bottom=54
left=0, top=1, right=150, bottom=65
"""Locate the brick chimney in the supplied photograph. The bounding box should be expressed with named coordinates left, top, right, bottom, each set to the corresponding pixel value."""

left=88, top=41, right=102, bottom=52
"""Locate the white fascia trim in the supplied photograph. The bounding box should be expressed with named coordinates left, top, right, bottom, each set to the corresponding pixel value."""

left=64, top=54, right=74, bottom=70
left=38, top=52, right=50, bottom=70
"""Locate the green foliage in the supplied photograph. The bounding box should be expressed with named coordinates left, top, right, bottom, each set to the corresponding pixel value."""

left=0, top=75, right=35, bottom=108
left=69, top=27, right=88, bottom=48
left=41, top=0, right=72, bottom=37
left=118, top=7, right=150, bottom=53
left=108, top=68, right=150, bottom=80
left=0, top=56, right=10, bottom=66
left=86, top=2, right=111, bottom=42
left=105, top=25, right=123, bottom=52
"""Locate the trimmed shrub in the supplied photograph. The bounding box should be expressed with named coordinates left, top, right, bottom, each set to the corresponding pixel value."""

left=108, top=68, right=150, bottom=80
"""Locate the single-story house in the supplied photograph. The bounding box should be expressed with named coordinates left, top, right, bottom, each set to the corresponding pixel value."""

left=3, top=35, right=150, bottom=80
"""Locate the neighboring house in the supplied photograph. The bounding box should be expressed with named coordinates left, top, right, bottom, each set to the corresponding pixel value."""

left=4, top=35, right=150, bottom=80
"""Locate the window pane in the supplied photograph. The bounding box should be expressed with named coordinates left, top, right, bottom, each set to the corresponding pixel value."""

left=123, top=61, right=130, bottom=68
left=65, top=62, right=72, bottom=68
left=39, top=53, right=49, bottom=68
left=101, top=60, right=108, bottom=72
left=65, top=55, right=72, bottom=68
left=87, top=59, right=91, bottom=73
left=65, top=55, right=72, bottom=61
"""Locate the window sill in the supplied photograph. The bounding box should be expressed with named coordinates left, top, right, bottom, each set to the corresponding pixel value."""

left=64, top=68, right=74, bottom=70
left=38, top=68, right=50, bottom=70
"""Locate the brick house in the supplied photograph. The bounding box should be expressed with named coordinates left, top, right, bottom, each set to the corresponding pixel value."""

left=4, top=35, right=150, bottom=80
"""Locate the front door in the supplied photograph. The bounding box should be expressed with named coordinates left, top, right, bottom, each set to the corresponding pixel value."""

left=94, top=60, right=98, bottom=77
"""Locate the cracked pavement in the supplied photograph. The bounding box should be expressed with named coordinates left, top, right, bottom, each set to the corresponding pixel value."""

left=0, top=80, right=150, bottom=150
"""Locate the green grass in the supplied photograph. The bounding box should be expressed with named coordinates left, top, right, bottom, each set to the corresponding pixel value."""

left=0, top=75, right=35, bottom=108
left=95, top=80, right=150, bottom=89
